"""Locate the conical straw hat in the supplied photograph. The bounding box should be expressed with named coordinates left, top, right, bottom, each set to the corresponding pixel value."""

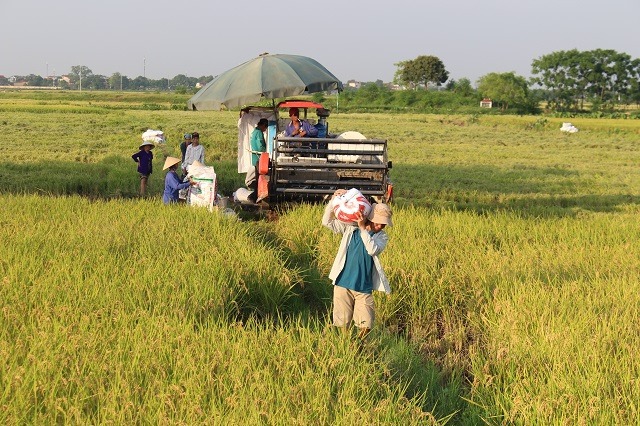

left=163, top=156, right=180, bottom=170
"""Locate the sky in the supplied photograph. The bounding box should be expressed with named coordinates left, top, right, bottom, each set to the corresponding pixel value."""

left=2, top=0, right=639, bottom=85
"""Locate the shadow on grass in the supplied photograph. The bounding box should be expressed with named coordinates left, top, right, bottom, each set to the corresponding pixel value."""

left=0, top=157, right=245, bottom=200
left=392, top=163, right=639, bottom=216
left=2, top=159, right=637, bottom=218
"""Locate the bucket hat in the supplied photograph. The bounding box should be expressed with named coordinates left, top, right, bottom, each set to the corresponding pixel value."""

left=368, top=203, right=393, bottom=226
left=139, top=141, right=155, bottom=150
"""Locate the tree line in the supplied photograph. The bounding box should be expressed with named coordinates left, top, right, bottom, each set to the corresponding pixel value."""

left=1, top=65, right=212, bottom=93
left=3, top=49, right=639, bottom=113
left=392, top=49, right=640, bottom=112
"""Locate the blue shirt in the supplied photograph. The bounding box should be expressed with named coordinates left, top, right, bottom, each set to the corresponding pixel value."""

left=163, top=171, right=191, bottom=204
left=132, top=150, right=153, bottom=175
left=284, top=119, right=318, bottom=137
left=335, top=230, right=374, bottom=294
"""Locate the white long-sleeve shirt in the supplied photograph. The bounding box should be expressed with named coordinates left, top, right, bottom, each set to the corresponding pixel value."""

left=183, top=144, right=205, bottom=171
left=322, top=203, right=391, bottom=294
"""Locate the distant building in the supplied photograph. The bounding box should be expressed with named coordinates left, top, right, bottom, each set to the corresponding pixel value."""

left=347, top=80, right=361, bottom=89
left=480, top=98, right=493, bottom=108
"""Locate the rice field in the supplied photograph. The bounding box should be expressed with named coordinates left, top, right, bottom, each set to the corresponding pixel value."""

left=0, top=91, right=639, bottom=424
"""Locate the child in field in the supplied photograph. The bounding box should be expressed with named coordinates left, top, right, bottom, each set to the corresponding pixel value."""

left=132, top=141, right=154, bottom=196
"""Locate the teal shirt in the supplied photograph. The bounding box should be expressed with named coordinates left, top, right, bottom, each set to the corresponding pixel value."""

left=250, top=128, right=266, bottom=166
left=335, top=230, right=374, bottom=294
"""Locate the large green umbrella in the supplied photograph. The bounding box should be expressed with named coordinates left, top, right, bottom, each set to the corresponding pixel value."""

left=187, top=53, right=343, bottom=110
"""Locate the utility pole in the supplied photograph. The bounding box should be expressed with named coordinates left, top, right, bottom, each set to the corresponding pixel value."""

left=79, top=67, right=82, bottom=92
left=143, top=57, right=146, bottom=79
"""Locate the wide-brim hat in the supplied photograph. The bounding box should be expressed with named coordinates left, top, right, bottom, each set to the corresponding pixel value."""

left=191, top=160, right=205, bottom=168
left=139, top=141, right=155, bottom=150
left=368, top=203, right=393, bottom=226
left=163, top=156, right=181, bottom=170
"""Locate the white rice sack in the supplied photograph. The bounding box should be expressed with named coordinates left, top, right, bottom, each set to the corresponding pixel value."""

left=142, top=129, right=166, bottom=144
left=234, top=187, right=253, bottom=203
left=187, top=165, right=217, bottom=210
left=332, top=188, right=372, bottom=223
left=560, top=123, right=578, bottom=133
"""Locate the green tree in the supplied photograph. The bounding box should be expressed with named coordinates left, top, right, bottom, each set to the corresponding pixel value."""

left=626, top=59, right=640, bottom=107
left=532, top=49, right=638, bottom=111
left=170, top=74, right=192, bottom=89
left=131, top=76, right=149, bottom=90
left=84, top=74, right=107, bottom=90
left=394, top=55, right=449, bottom=89
left=25, top=74, right=44, bottom=86
left=447, top=78, right=474, bottom=96
left=69, top=65, right=93, bottom=84
left=531, top=50, right=581, bottom=110
left=477, top=72, right=530, bottom=112
left=109, top=73, right=126, bottom=90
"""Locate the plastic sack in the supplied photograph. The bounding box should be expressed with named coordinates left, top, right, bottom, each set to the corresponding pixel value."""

left=332, top=188, right=372, bottom=223
left=187, top=164, right=217, bottom=210
left=142, top=129, right=166, bottom=144
left=234, top=187, right=253, bottom=203
left=560, top=122, right=578, bottom=133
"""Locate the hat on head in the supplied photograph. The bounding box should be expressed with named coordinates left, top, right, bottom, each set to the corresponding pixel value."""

left=139, top=141, right=155, bottom=150
left=368, top=203, right=393, bottom=226
left=191, top=132, right=199, bottom=138
left=184, top=133, right=192, bottom=140
left=163, top=156, right=181, bottom=170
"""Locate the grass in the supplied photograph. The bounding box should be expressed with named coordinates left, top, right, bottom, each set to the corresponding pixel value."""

left=1, top=90, right=639, bottom=424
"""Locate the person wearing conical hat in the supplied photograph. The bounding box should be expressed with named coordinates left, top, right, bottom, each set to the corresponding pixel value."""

left=322, top=189, right=393, bottom=341
left=132, top=141, right=154, bottom=196
left=162, top=157, right=194, bottom=204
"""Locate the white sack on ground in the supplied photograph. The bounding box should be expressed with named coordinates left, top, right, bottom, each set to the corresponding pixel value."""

left=560, top=122, right=579, bottom=133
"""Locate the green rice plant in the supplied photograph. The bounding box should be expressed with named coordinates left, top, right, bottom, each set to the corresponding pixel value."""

left=2, top=91, right=640, bottom=424
left=0, top=195, right=456, bottom=424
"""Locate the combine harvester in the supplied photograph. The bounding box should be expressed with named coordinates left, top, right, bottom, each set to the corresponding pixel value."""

left=236, top=100, right=393, bottom=206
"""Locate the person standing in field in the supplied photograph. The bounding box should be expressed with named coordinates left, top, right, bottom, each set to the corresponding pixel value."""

left=245, top=118, right=269, bottom=202
left=322, top=190, right=393, bottom=340
left=179, top=133, right=192, bottom=175
left=182, top=132, right=205, bottom=176
left=162, top=157, right=194, bottom=204
left=131, top=141, right=154, bottom=196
